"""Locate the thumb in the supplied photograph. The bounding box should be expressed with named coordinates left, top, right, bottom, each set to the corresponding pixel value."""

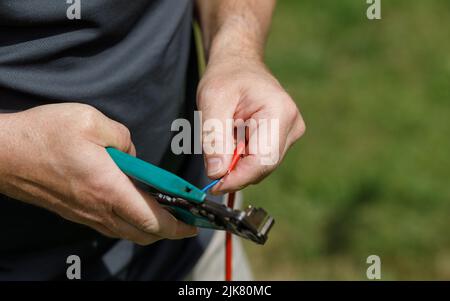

left=199, top=98, right=235, bottom=179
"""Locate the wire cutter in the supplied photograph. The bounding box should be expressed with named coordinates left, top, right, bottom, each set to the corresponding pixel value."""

left=106, top=147, right=275, bottom=245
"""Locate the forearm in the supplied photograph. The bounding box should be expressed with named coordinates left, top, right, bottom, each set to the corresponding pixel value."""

left=195, top=0, right=276, bottom=63
left=0, top=114, right=9, bottom=181
left=0, top=113, right=18, bottom=179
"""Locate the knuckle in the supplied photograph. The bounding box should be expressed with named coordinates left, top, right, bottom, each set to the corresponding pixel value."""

left=198, top=80, right=228, bottom=104
left=286, top=100, right=300, bottom=120
left=293, top=117, right=306, bottom=141
left=282, top=97, right=305, bottom=141
left=116, top=123, right=132, bottom=146
left=139, top=217, right=160, bottom=234
left=297, top=119, right=306, bottom=137
left=77, top=105, right=102, bottom=132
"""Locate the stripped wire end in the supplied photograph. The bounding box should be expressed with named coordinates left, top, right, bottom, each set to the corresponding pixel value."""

left=201, top=141, right=246, bottom=193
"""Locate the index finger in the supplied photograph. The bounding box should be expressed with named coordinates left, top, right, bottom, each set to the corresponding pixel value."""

left=210, top=154, right=276, bottom=193
left=211, top=122, right=284, bottom=193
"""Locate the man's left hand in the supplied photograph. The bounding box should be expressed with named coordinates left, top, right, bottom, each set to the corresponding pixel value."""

left=197, top=56, right=306, bottom=194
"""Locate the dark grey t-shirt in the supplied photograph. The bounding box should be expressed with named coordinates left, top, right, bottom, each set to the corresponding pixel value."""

left=0, top=0, right=212, bottom=280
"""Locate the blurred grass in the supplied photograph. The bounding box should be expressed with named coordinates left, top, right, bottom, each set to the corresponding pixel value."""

left=243, top=0, right=450, bottom=280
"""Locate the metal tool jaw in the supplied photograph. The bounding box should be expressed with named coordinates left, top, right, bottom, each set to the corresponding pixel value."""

left=106, top=147, right=274, bottom=244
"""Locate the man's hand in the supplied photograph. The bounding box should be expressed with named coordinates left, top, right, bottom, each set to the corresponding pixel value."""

left=0, top=103, right=197, bottom=245
left=196, top=0, right=306, bottom=193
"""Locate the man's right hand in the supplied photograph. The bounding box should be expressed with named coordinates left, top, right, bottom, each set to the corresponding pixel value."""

left=0, top=103, right=198, bottom=245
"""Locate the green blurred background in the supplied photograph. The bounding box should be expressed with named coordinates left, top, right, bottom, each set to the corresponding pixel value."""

left=242, top=0, right=450, bottom=280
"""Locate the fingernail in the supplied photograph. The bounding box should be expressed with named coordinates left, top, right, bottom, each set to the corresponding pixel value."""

left=210, top=190, right=224, bottom=196
left=207, top=157, right=222, bottom=176
left=187, top=227, right=199, bottom=237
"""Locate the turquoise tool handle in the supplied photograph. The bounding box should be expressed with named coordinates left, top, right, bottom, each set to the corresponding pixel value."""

left=106, top=147, right=205, bottom=203
left=107, top=147, right=220, bottom=229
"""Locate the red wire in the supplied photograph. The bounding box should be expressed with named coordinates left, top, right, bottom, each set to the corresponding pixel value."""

left=225, top=141, right=244, bottom=281
left=227, top=141, right=245, bottom=173
left=225, top=192, right=235, bottom=281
